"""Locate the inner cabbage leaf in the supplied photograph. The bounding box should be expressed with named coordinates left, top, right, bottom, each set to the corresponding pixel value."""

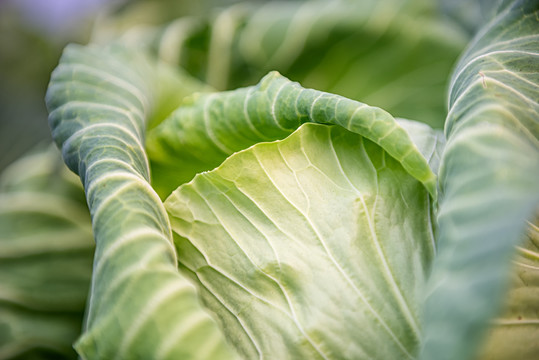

left=166, top=123, right=436, bottom=359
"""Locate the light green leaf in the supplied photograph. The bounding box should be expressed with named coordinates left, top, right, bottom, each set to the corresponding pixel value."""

left=421, top=1, right=539, bottom=359
left=166, top=123, right=435, bottom=359
left=396, top=118, right=445, bottom=176
left=46, top=44, right=237, bottom=360
left=0, top=146, right=93, bottom=360
left=148, top=71, right=437, bottom=199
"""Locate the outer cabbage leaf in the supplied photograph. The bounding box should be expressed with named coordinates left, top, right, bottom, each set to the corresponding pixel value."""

left=148, top=72, right=437, bottom=199
left=46, top=44, right=237, bottom=360
left=421, top=1, right=539, bottom=359
left=0, top=146, right=93, bottom=360
left=166, top=123, right=436, bottom=359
